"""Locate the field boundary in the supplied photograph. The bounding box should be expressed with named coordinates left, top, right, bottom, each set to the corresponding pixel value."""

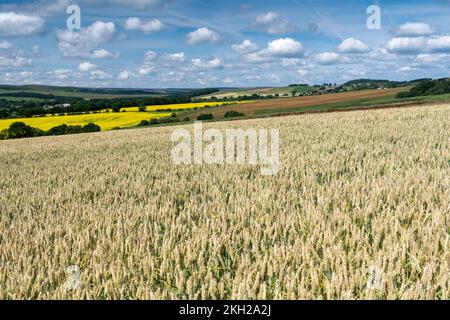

left=259, top=100, right=442, bottom=119
left=122, top=99, right=450, bottom=130
left=193, top=100, right=446, bottom=127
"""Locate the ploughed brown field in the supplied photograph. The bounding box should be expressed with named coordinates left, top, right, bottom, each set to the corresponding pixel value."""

left=190, top=87, right=408, bottom=119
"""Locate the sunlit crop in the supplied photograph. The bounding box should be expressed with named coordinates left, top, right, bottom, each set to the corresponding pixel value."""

left=0, top=112, right=171, bottom=131
left=121, top=101, right=251, bottom=112
left=0, top=104, right=448, bottom=300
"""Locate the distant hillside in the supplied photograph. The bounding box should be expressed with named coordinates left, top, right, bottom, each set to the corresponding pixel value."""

left=0, top=85, right=219, bottom=100
left=0, top=85, right=219, bottom=119
left=396, top=78, right=450, bottom=98
left=194, top=85, right=316, bottom=100
left=343, top=78, right=432, bottom=90
left=344, top=79, right=404, bottom=89
left=0, top=84, right=177, bottom=96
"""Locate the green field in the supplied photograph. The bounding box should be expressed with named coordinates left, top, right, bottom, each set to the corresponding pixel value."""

left=0, top=89, right=160, bottom=100
left=0, top=85, right=202, bottom=100
left=196, top=85, right=313, bottom=99
left=0, top=96, right=46, bottom=102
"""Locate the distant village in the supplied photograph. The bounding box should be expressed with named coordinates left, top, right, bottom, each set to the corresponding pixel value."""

left=43, top=103, right=71, bottom=110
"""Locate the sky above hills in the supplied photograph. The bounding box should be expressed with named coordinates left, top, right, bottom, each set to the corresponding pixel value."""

left=1, top=0, right=450, bottom=88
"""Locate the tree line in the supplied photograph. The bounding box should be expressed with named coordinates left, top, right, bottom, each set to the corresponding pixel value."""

left=0, top=122, right=101, bottom=140
left=396, top=78, right=450, bottom=98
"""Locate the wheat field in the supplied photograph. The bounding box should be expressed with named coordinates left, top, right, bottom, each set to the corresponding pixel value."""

left=0, top=104, right=449, bottom=300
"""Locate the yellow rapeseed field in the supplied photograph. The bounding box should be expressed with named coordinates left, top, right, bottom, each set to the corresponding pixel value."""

left=121, top=101, right=250, bottom=112
left=0, top=102, right=249, bottom=132
left=0, top=112, right=172, bottom=131
left=0, top=104, right=448, bottom=299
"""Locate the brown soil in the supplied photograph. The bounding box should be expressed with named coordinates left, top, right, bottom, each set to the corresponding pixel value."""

left=187, top=87, right=408, bottom=119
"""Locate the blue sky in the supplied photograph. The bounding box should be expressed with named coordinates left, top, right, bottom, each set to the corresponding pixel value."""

left=0, top=0, right=450, bottom=88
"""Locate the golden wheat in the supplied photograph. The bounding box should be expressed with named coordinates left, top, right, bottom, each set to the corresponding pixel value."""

left=0, top=104, right=449, bottom=300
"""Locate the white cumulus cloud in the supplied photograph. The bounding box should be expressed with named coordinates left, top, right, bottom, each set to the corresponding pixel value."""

left=427, top=36, right=450, bottom=52
left=138, top=65, right=154, bottom=75
left=57, top=21, right=118, bottom=58
left=90, top=49, right=118, bottom=59
left=232, top=40, right=258, bottom=54
left=386, top=37, right=425, bottom=54
left=90, top=69, right=112, bottom=80
left=0, top=40, right=13, bottom=49
left=266, top=38, right=303, bottom=56
left=315, top=52, right=344, bottom=65
left=187, top=27, right=220, bottom=45
left=337, top=38, right=370, bottom=53
left=0, top=12, right=44, bottom=37
left=281, top=58, right=301, bottom=66
left=138, top=50, right=157, bottom=75
left=396, top=23, right=434, bottom=37
left=143, top=50, right=157, bottom=61
left=252, top=12, right=295, bottom=34
left=398, top=66, right=417, bottom=73
left=0, top=55, right=32, bottom=68
left=245, top=38, right=303, bottom=63
left=165, top=52, right=186, bottom=62
left=124, top=17, right=165, bottom=34
left=78, top=62, right=97, bottom=72
left=415, top=53, right=450, bottom=63
left=386, top=35, right=450, bottom=54
left=48, top=69, right=72, bottom=80
left=192, top=57, right=223, bottom=69
left=117, top=70, right=132, bottom=80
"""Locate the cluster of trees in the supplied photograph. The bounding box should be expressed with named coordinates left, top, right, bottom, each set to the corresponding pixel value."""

left=0, top=122, right=44, bottom=140
left=344, top=79, right=407, bottom=89
left=288, top=84, right=309, bottom=87
left=0, top=96, right=81, bottom=118
left=224, top=111, right=245, bottom=118
left=206, top=94, right=278, bottom=102
left=138, top=114, right=192, bottom=127
left=344, top=78, right=440, bottom=92
left=0, top=122, right=101, bottom=140
left=139, top=117, right=181, bottom=127
left=197, top=114, right=214, bottom=121
left=47, top=123, right=101, bottom=135
left=396, top=78, right=450, bottom=98
left=138, top=110, right=244, bottom=128
left=0, top=100, right=10, bottom=118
